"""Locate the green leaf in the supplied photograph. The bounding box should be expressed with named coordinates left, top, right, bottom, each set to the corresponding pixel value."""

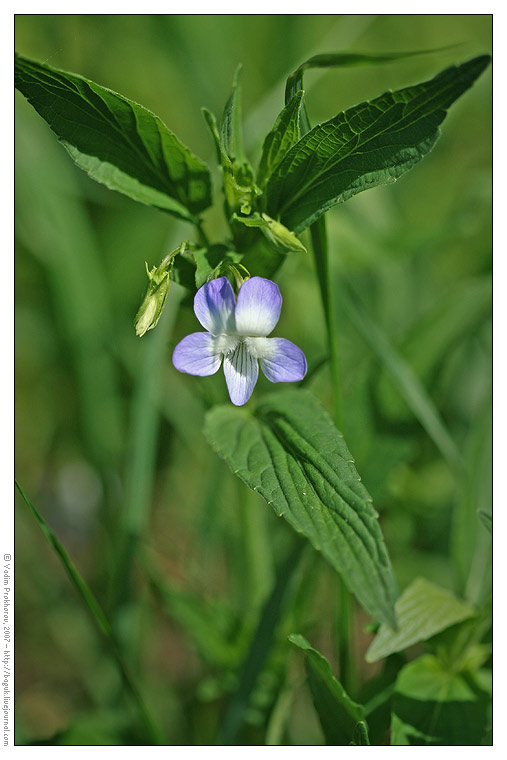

left=204, top=389, right=397, bottom=627
left=257, top=90, right=304, bottom=188
left=289, top=634, right=365, bottom=745
left=366, top=578, right=475, bottom=663
left=339, top=281, right=463, bottom=471
left=391, top=654, right=491, bottom=745
left=284, top=48, right=462, bottom=104
left=15, top=53, right=212, bottom=221
left=267, top=56, right=490, bottom=233
left=203, top=106, right=257, bottom=217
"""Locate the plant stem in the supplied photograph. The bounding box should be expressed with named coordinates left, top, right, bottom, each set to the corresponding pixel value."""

left=310, top=217, right=343, bottom=428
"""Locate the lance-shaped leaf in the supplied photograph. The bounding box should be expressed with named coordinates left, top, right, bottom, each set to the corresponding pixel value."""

left=257, top=90, right=304, bottom=188
left=204, top=389, right=397, bottom=627
left=289, top=634, right=366, bottom=745
left=15, top=53, right=212, bottom=222
left=366, top=578, right=476, bottom=663
left=266, top=56, right=490, bottom=233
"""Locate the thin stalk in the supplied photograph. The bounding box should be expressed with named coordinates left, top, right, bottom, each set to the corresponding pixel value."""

left=310, top=216, right=354, bottom=696
left=15, top=479, right=166, bottom=745
left=337, top=576, right=355, bottom=695
left=218, top=539, right=305, bottom=745
left=310, top=217, right=343, bottom=428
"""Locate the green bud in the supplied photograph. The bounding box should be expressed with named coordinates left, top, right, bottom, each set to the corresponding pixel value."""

left=231, top=212, right=307, bottom=254
left=259, top=213, right=307, bottom=254
left=135, top=246, right=185, bottom=336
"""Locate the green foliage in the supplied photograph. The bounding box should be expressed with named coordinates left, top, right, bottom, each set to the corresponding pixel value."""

left=15, top=13, right=491, bottom=747
left=289, top=634, right=366, bottom=745
left=366, top=578, right=476, bottom=663
left=204, top=389, right=397, bottom=627
left=257, top=90, right=304, bottom=188
left=266, top=56, right=490, bottom=233
left=14, top=53, right=212, bottom=222
left=14, top=481, right=166, bottom=745
left=391, top=654, right=491, bottom=745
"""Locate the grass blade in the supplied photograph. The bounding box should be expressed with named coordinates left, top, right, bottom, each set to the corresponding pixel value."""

left=14, top=480, right=166, bottom=745
left=339, top=282, right=463, bottom=472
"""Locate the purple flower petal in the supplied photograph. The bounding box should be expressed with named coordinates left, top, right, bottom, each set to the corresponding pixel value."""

left=172, top=332, right=222, bottom=376
left=235, top=277, right=282, bottom=337
left=223, top=342, right=259, bottom=406
left=259, top=338, right=307, bottom=383
left=194, top=277, right=236, bottom=335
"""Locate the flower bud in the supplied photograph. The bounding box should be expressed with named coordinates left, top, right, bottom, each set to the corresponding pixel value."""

left=259, top=213, right=307, bottom=254
left=134, top=253, right=175, bottom=337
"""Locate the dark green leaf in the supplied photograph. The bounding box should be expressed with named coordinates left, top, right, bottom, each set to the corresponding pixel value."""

left=366, top=578, right=475, bottom=663
left=204, top=389, right=397, bottom=627
left=289, top=634, right=365, bottom=745
left=15, top=53, right=212, bottom=221
left=257, top=90, right=304, bottom=188
left=267, top=56, right=490, bottom=232
left=391, top=654, right=491, bottom=745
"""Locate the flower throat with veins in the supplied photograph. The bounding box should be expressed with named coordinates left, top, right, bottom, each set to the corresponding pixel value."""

left=172, top=276, right=307, bottom=406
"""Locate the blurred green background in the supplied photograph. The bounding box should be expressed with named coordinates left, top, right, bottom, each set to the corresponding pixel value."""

left=15, top=15, right=491, bottom=745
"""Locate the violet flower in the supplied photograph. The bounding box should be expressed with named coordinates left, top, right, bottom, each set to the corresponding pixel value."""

left=172, top=276, right=307, bottom=405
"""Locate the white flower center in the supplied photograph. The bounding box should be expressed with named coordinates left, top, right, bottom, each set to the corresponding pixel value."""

left=213, top=334, right=276, bottom=361
left=213, top=334, right=239, bottom=356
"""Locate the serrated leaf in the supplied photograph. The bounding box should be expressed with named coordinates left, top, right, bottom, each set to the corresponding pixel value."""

left=257, top=90, right=304, bottom=188
left=289, top=634, right=365, bottom=745
left=204, top=389, right=397, bottom=627
left=15, top=53, right=212, bottom=221
left=366, top=578, right=475, bottom=663
left=391, top=654, right=491, bottom=745
left=267, top=56, right=490, bottom=233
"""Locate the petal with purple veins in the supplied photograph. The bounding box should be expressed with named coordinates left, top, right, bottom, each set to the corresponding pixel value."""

left=235, top=277, right=282, bottom=337
left=223, top=342, right=259, bottom=405
left=172, top=332, right=222, bottom=376
left=194, top=276, right=236, bottom=335
left=257, top=338, right=307, bottom=383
